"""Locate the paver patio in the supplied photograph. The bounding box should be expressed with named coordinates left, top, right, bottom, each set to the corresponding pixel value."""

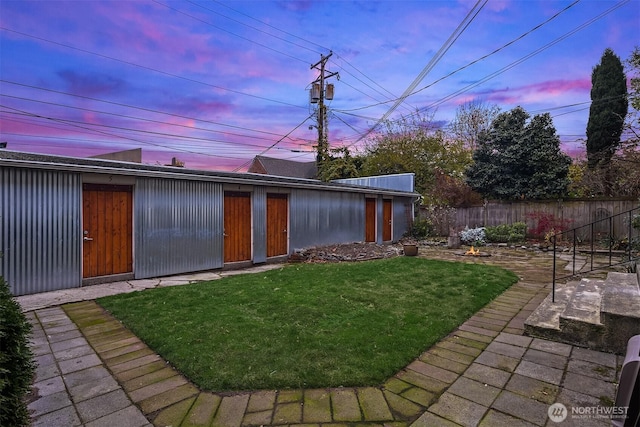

left=25, top=248, right=624, bottom=426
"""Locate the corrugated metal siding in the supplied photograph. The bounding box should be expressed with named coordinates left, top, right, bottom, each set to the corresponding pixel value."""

left=253, top=187, right=267, bottom=263
left=1, top=167, right=81, bottom=295
left=334, top=173, right=415, bottom=192
left=290, top=189, right=364, bottom=249
left=393, top=197, right=413, bottom=241
left=134, top=178, right=223, bottom=278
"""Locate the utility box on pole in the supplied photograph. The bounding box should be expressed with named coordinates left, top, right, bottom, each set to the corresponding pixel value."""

left=309, top=52, right=339, bottom=165
left=310, top=83, right=321, bottom=104
left=325, top=83, right=334, bottom=100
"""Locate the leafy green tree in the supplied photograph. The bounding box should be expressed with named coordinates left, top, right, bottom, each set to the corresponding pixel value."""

left=466, top=106, right=571, bottom=200
left=317, top=147, right=360, bottom=181
left=360, top=113, right=472, bottom=203
left=586, top=48, right=628, bottom=168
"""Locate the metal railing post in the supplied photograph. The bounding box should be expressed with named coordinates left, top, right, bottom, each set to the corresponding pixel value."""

left=609, top=216, right=613, bottom=267
left=550, top=206, right=639, bottom=298
left=628, top=209, right=633, bottom=263
left=572, top=230, right=577, bottom=275
left=552, top=234, right=557, bottom=303
left=591, top=222, right=595, bottom=271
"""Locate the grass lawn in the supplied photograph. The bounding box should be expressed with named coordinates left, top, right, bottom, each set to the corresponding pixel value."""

left=97, top=257, right=518, bottom=391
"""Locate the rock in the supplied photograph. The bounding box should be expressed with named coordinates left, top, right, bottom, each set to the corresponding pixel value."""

left=288, top=242, right=403, bottom=263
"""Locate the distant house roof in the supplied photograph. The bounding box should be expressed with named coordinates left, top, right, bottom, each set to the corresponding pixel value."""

left=248, top=155, right=317, bottom=179
left=90, top=148, right=142, bottom=163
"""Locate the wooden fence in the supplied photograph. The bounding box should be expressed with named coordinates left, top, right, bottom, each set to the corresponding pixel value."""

left=420, top=199, right=640, bottom=239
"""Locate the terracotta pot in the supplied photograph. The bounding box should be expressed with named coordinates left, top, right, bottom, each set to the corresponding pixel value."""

left=403, top=244, right=418, bottom=256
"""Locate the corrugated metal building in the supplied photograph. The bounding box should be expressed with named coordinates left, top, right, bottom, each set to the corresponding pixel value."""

left=0, top=151, right=418, bottom=296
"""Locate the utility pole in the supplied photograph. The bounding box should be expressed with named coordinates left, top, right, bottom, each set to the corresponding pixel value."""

left=310, top=51, right=338, bottom=165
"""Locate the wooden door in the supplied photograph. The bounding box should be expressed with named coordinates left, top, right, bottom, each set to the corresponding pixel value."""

left=224, top=192, right=252, bottom=262
left=365, top=198, right=376, bottom=242
left=267, top=194, right=288, bottom=257
left=82, top=184, right=133, bottom=278
left=383, top=199, right=392, bottom=242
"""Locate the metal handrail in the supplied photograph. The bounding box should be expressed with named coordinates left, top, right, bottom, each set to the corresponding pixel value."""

left=551, top=206, right=640, bottom=302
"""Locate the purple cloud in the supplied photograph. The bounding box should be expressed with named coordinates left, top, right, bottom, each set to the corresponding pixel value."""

left=57, top=70, right=127, bottom=97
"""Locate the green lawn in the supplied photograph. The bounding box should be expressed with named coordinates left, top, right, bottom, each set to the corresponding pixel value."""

left=97, top=257, right=518, bottom=391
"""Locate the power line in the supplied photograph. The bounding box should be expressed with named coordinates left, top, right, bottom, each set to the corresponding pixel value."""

left=188, top=0, right=323, bottom=56
left=153, top=0, right=312, bottom=65
left=0, top=79, right=310, bottom=142
left=0, top=27, right=306, bottom=110
left=0, top=92, right=313, bottom=149
left=347, top=0, right=487, bottom=147
left=0, top=104, right=251, bottom=160
left=0, top=107, right=310, bottom=155
left=339, top=0, right=629, bottom=143
left=232, top=113, right=315, bottom=172
left=334, top=0, right=581, bottom=115
left=203, top=2, right=412, bottom=115
left=416, top=0, right=629, bottom=114
left=211, top=0, right=329, bottom=52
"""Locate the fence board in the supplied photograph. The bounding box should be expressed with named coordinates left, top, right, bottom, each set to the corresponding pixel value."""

left=421, top=199, right=640, bottom=239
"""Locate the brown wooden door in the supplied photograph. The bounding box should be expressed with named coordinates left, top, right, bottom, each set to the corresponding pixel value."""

left=267, top=194, right=288, bottom=257
left=224, top=192, right=252, bottom=263
left=383, top=199, right=392, bottom=242
left=82, top=184, right=133, bottom=278
left=365, top=198, right=376, bottom=242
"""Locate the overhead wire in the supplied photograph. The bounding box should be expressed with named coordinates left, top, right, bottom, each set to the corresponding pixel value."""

left=0, top=27, right=305, bottom=110
left=153, top=0, right=311, bottom=65
left=1, top=1, right=632, bottom=165
left=0, top=104, right=251, bottom=160
left=414, top=0, right=629, bottom=116
left=0, top=107, right=308, bottom=155
left=205, top=0, right=413, bottom=115
left=0, top=92, right=314, bottom=149
left=334, top=0, right=581, bottom=115
left=232, top=113, right=315, bottom=171
left=347, top=0, right=488, bottom=147
left=187, top=0, right=323, bottom=56
left=0, top=80, right=298, bottom=139
left=337, top=0, right=628, bottom=147
left=210, top=0, right=329, bottom=52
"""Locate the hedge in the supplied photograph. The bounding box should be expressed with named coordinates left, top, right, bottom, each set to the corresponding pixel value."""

left=485, top=222, right=527, bottom=244
left=0, top=276, right=35, bottom=427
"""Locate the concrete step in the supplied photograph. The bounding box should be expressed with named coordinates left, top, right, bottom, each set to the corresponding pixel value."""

left=523, top=283, right=575, bottom=341
left=601, top=272, right=640, bottom=354
left=558, top=278, right=605, bottom=349
left=525, top=271, right=640, bottom=353
left=601, top=272, right=640, bottom=317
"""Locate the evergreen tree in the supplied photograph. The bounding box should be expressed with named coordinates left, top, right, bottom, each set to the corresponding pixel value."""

left=586, top=48, right=628, bottom=168
left=466, top=107, right=571, bottom=200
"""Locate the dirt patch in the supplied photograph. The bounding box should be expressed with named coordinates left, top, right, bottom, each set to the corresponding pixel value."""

left=289, top=242, right=404, bottom=263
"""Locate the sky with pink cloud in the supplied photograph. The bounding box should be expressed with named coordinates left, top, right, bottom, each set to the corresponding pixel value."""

left=1, top=0, right=638, bottom=171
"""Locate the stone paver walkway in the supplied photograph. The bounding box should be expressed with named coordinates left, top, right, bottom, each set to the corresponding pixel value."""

left=26, top=306, right=151, bottom=427
left=24, top=248, right=624, bottom=426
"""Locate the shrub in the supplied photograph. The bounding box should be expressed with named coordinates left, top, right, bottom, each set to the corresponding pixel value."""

left=485, top=222, right=527, bottom=243
left=408, top=218, right=434, bottom=239
left=632, top=214, right=640, bottom=230
left=526, top=211, right=573, bottom=238
left=0, top=276, right=35, bottom=427
left=459, top=226, right=486, bottom=246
